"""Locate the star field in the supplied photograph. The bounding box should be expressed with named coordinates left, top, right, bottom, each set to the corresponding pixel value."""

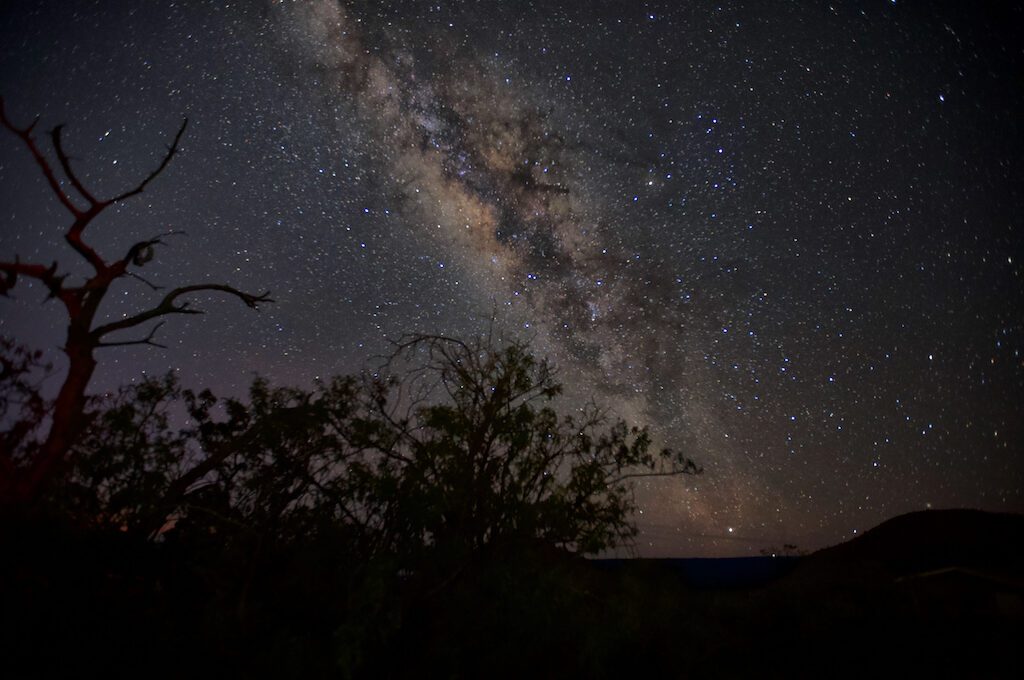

left=1, top=0, right=1021, bottom=555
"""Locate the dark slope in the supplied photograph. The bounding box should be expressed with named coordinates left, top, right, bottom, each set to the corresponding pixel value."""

left=735, top=509, right=1024, bottom=678
left=808, top=508, right=1024, bottom=575
left=590, top=509, right=1024, bottom=677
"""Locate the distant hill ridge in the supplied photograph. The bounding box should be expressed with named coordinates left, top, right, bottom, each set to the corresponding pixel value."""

left=807, top=508, right=1024, bottom=577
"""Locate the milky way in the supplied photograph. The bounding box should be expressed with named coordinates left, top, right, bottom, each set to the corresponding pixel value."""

left=1, top=0, right=1021, bottom=554
left=268, top=1, right=761, bottom=541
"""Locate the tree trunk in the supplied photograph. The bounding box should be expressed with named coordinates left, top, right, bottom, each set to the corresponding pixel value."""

left=13, top=336, right=97, bottom=504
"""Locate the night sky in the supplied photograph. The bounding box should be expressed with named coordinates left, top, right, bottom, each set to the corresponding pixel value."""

left=1, top=0, right=1021, bottom=556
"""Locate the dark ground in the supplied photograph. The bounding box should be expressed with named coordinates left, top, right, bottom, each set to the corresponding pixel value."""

left=3, top=508, right=1022, bottom=678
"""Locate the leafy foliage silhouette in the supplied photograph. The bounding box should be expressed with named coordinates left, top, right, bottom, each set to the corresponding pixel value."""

left=55, top=333, right=700, bottom=561
left=360, top=333, right=701, bottom=560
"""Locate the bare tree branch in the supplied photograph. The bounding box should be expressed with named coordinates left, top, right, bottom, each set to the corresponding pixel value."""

left=92, top=284, right=272, bottom=339
left=125, top=271, right=163, bottom=291
left=111, top=230, right=184, bottom=275
left=0, top=97, right=82, bottom=217
left=2, top=100, right=189, bottom=278
left=50, top=124, right=98, bottom=206
left=64, top=212, right=108, bottom=273
left=107, top=118, right=188, bottom=204
left=608, top=458, right=702, bottom=486
left=0, top=259, right=66, bottom=300
left=96, top=321, right=168, bottom=349
left=130, top=230, right=184, bottom=260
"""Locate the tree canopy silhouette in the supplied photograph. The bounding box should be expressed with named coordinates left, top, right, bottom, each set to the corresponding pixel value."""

left=52, top=332, right=700, bottom=563
left=0, top=99, right=270, bottom=504
left=360, top=333, right=702, bottom=558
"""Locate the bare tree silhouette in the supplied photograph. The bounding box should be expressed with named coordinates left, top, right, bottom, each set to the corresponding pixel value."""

left=0, top=98, right=271, bottom=504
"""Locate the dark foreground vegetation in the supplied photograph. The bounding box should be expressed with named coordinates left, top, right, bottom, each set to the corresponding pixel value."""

left=1, top=332, right=705, bottom=678
left=3, top=508, right=1022, bottom=678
